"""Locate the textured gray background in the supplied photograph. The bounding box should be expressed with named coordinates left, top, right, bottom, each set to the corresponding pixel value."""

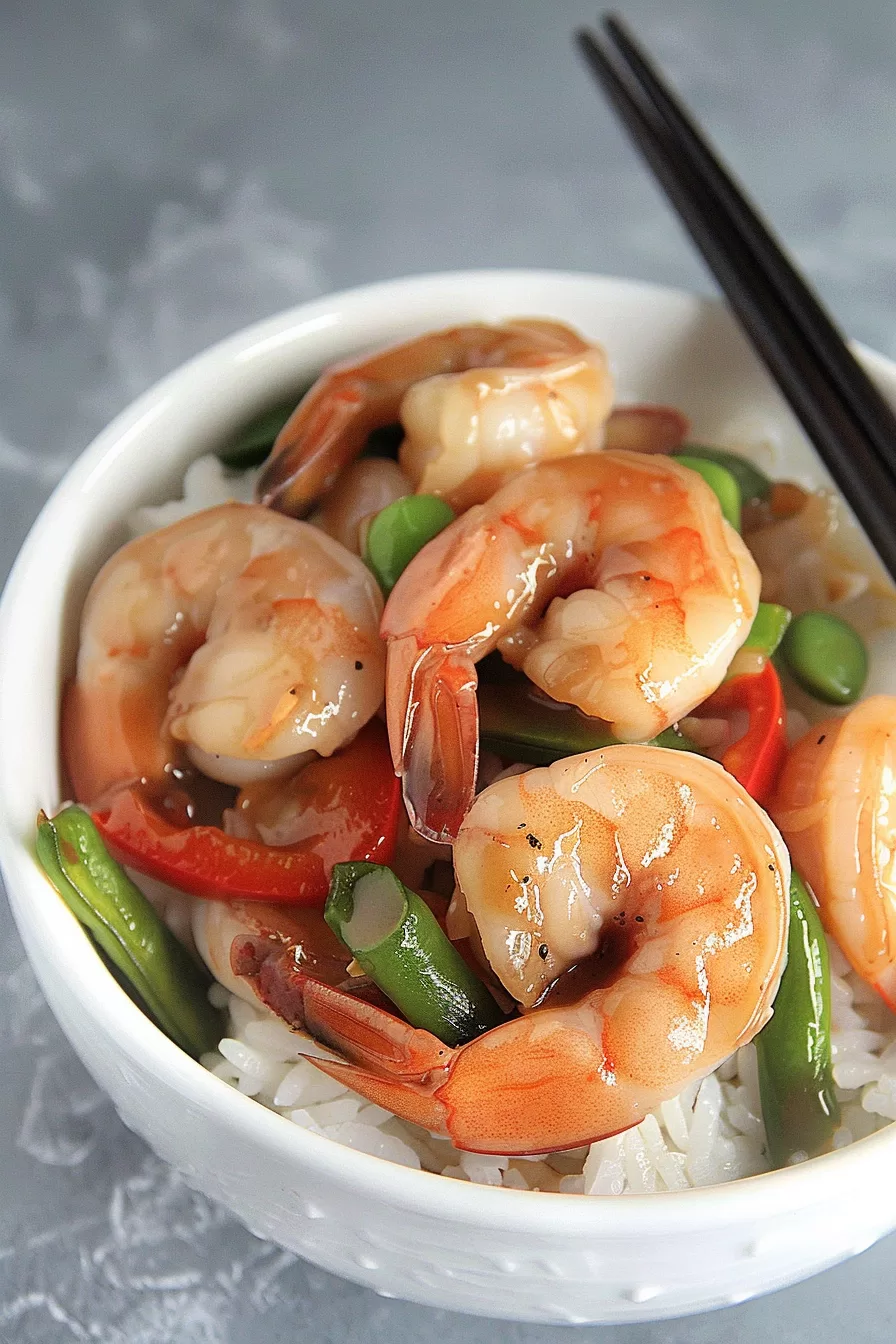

left=2, top=1, right=896, bottom=1340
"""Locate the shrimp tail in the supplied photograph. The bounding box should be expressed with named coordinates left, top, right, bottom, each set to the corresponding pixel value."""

left=257, top=377, right=397, bottom=515
left=387, top=637, right=479, bottom=843
left=309, top=1056, right=452, bottom=1134
left=299, top=981, right=623, bottom=1155
left=273, top=974, right=455, bottom=1134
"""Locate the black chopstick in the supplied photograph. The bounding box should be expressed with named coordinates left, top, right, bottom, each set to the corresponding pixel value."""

left=599, top=14, right=896, bottom=481
left=575, top=19, right=896, bottom=580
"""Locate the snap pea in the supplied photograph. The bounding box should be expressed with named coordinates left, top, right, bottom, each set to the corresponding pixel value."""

left=756, top=871, right=839, bottom=1168
left=674, top=445, right=772, bottom=504
left=36, top=807, right=223, bottom=1058
left=325, top=862, right=504, bottom=1047
left=217, top=398, right=304, bottom=471
left=672, top=454, right=741, bottom=531
left=742, top=603, right=792, bottom=658
left=364, top=494, right=455, bottom=595
left=478, top=677, right=702, bottom=765
left=781, top=610, right=868, bottom=705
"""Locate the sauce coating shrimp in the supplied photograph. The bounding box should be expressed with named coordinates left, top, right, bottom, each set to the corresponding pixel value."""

left=313, top=457, right=411, bottom=554
left=256, top=320, right=612, bottom=516
left=382, top=451, right=761, bottom=842
left=773, top=695, right=896, bottom=1008
left=398, top=334, right=612, bottom=511
left=63, top=503, right=385, bottom=802
left=245, top=747, right=789, bottom=1154
left=192, top=898, right=351, bottom=1006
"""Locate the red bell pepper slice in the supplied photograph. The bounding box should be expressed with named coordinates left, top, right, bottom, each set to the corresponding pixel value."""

left=92, top=721, right=401, bottom=904
left=699, top=662, right=787, bottom=806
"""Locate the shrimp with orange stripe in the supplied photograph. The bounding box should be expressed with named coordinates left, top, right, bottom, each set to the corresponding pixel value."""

left=232, top=746, right=789, bottom=1154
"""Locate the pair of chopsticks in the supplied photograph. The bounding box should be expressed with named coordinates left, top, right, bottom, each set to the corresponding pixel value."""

left=576, top=15, right=896, bottom=580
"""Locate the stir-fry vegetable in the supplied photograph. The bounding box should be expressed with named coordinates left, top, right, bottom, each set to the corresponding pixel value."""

left=364, top=494, right=455, bottom=594
left=37, top=807, right=223, bottom=1058
left=674, top=445, right=772, bottom=504
left=742, top=602, right=792, bottom=658
left=325, top=861, right=504, bottom=1047
left=93, top=722, right=401, bottom=904
left=757, top=871, right=839, bottom=1167
left=781, top=610, right=868, bottom=705
left=218, top=399, right=302, bottom=470
left=673, top=453, right=742, bottom=531
left=701, top=662, right=787, bottom=805
left=479, top=677, right=701, bottom=765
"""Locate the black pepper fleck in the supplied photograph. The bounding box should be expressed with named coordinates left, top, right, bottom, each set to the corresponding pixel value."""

left=817, top=734, right=827, bottom=745
left=538, top=943, right=549, bottom=960
left=526, top=833, right=542, bottom=849
left=355, top=660, right=363, bottom=671
left=635, top=915, right=644, bottom=923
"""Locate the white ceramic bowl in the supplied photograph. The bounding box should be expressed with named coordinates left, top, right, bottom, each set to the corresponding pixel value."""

left=2, top=271, right=896, bottom=1327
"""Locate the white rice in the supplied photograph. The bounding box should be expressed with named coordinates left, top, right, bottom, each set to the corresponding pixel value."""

left=197, top=941, right=896, bottom=1194
left=128, top=454, right=260, bottom=537
left=128, top=452, right=896, bottom=1192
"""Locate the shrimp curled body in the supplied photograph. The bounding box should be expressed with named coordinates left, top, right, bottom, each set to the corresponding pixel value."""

left=382, top=451, right=761, bottom=842
left=247, top=747, right=789, bottom=1155
left=773, top=695, right=896, bottom=1009
left=398, top=329, right=613, bottom=511
left=256, top=320, right=613, bottom=516
left=64, top=502, right=385, bottom=802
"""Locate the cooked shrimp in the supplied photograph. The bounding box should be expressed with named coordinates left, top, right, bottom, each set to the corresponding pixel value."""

left=313, top=456, right=411, bottom=554
left=256, top=320, right=612, bottom=516
left=382, top=451, right=761, bottom=842
left=192, top=898, right=351, bottom=1006
left=398, top=338, right=613, bottom=511
left=244, top=747, right=789, bottom=1154
left=601, top=404, right=689, bottom=455
left=63, top=503, right=385, bottom=802
left=773, top=695, right=896, bottom=1008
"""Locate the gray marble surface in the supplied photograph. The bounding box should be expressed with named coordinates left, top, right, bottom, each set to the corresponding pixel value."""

left=2, top=1, right=896, bottom=1339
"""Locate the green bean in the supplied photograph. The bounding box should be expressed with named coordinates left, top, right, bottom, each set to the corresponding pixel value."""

left=325, top=862, right=504, bottom=1047
left=217, top=397, right=305, bottom=470
left=364, top=494, right=455, bottom=595
left=672, top=453, right=742, bottom=531
left=742, top=603, right=792, bottom=658
left=36, top=807, right=223, bottom=1058
left=478, top=677, right=702, bottom=766
left=781, top=610, right=868, bottom=705
left=756, top=871, right=839, bottom=1168
left=674, top=445, right=772, bottom=504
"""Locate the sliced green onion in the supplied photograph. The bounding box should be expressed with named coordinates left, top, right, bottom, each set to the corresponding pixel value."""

left=325, top=862, right=504, bottom=1047
left=364, top=494, right=455, bottom=595
left=36, top=807, right=223, bottom=1058
left=675, top=445, right=772, bottom=504
left=742, top=603, right=792, bottom=658
left=218, top=397, right=305, bottom=470
left=672, top=453, right=742, bottom=531
left=781, top=610, right=868, bottom=705
left=478, top=678, right=703, bottom=766
left=756, top=870, right=839, bottom=1167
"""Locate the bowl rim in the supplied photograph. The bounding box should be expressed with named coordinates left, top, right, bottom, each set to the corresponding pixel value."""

left=2, top=266, right=896, bottom=1235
